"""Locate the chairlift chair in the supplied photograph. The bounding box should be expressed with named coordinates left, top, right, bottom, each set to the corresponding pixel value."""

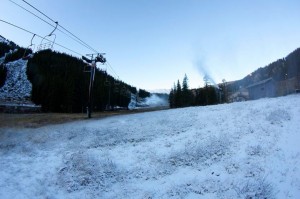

left=37, top=21, right=58, bottom=51
left=22, top=34, right=36, bottom=60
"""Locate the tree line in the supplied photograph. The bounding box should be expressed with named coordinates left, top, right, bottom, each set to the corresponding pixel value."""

left=0, top=36, right=148, bottom=113
left=26, top=49, right=139, bottom=112
left=227, top=48, right=300, bottom=92
left=169, top=74, right=226, bottom=108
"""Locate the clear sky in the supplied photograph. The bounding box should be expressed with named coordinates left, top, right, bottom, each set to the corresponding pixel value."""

left=1, top=0, right=300, bottom=91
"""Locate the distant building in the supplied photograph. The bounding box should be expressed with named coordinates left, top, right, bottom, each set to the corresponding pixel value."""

left=277, top=75, right=300, bottom=96
left=228, top=87, right=249, bottom=102
left=247, top=78, right=276, bottom=100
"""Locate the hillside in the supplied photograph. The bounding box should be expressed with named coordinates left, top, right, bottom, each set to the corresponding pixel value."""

left=0, top=59, right=31, bottom=103
left=0, top=35, right=153, bottom=112
left=0, top=94, right=299, bottom=198
left=228, top=48, right=300, bottom=92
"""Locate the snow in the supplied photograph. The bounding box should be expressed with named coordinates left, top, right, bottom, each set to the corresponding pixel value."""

left=0, top=95, right=300, bottom=198
left=0, top=59, right=32, bottom=103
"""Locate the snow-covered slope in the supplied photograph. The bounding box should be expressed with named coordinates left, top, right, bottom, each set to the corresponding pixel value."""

left=0, top=35, right=33, bottom=105
left=0, top=59, right=32, bottom=103
left=0, top=95, right=300, bottom=198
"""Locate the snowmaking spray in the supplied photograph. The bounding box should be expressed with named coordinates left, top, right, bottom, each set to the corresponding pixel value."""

left=195, top=59, right=223, bottom=103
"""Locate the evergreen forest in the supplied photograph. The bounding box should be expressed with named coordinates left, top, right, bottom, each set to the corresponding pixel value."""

left=26, top=50, right=138, bottom=112
left=0, top=37, right=145, bottom=113
left=169, top=74, right=226, bottom=108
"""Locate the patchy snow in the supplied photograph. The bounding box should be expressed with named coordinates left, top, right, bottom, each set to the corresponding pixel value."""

left=0, top=59, right=32, bottom=103
left=0, top=95, right=300, bottom=198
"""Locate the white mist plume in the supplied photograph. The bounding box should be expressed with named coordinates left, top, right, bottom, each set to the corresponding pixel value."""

left=142, top=94, right=168, bottom=107
left=195, top=59, right=219, bottom=89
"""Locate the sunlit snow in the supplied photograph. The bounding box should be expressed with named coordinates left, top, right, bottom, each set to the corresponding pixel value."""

left=0, top=95, right=300, bottom=198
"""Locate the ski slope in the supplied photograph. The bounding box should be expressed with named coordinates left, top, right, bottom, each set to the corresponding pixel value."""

left=0, top=95, right=300, bottom=198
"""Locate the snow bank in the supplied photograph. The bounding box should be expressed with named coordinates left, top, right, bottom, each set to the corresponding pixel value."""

left=0, top=95, right=300, bottom=198
left=0, top=59, right=32, bottom=103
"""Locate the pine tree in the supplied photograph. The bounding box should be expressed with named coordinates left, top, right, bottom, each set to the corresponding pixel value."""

left=169, top=83, right=176, bottom=108
left=175, top=80, right=182, bottom=107
left=182, top=74, right=193, bottom=107
left=182, top=74, right=188, bottom=91
left=169, top=88, right=174, bottom=108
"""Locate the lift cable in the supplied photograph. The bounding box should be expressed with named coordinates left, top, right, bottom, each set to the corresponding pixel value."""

left=9, top=0, right=54, bottom=30
left=6, top=0, right=122, bottom=84
left=0, top=19, right=83, bottom=56
left=21, top=0, right=99, bottom=53
left=9, top=0, right=97, bottom=54
left=1, top=17, right=122, bottom=86
left=105, top=61, right=120, bottom=80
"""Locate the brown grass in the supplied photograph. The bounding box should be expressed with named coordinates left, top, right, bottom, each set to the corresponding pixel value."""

left=0, top=107, right=169, bottom=128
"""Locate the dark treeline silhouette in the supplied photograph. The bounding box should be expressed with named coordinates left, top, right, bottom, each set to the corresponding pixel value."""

left=228, top=48, right=300, bottom=92
left=0, top=35, right=154, bottom=113
left=0, top=66, right=6, bottom=88
left=138, top=89, right=150, bottom=98
left=26, top=50, right=137, bottom=112
left=169, top=75, right=226, bottom=108
left=169, top=74, right=223, bottom=108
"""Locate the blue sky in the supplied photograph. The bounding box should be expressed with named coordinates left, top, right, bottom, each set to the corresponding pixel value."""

left=1, top=0, right=300, bottom=91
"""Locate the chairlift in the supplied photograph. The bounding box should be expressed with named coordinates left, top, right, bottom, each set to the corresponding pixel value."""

left=37, top=21, right=58, bottom=51
left=22, top=34, right=36, bottom=60
left=95, top=54, right=106, bottom=64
